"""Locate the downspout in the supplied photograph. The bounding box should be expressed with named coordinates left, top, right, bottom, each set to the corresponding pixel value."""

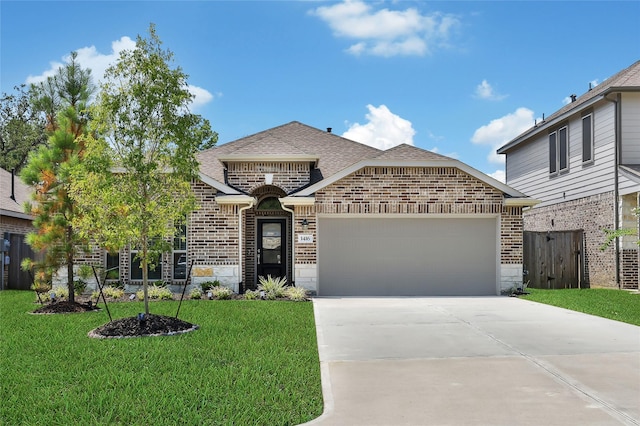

left=604, top=92, right=622, bottom=289
left=280, top=203, right=296, bottom=286
left=238, top=200, right=255, bottom=293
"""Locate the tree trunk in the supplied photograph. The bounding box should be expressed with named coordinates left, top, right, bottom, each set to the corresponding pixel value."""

left=142, top=241, right=149, bottom=315
left=67, top=225, right=75, bottom=303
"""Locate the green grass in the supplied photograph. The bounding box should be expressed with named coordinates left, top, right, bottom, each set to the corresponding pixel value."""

left=0, top=291, right=323, bottom=425
left=522, top=288, right=640, bottom=326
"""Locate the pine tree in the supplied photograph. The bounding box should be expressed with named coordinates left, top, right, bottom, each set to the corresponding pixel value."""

left=21, top=52, right=94, bottom=303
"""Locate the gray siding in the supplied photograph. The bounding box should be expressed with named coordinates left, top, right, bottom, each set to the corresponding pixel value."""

left=506, top=100, right=618, bottom=207
left=621, top=92, right=640, bottom=165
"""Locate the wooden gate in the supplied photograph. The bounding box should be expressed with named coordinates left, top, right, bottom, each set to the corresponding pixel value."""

left=8, top=234, right=37, bottom=290
left=523, top=230, right=585, bottom=289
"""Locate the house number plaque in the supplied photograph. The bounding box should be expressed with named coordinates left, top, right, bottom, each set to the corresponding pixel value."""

left=298, top=234, right=313, bottom=243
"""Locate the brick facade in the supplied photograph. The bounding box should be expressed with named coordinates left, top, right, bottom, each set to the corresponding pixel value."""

left=523, top=192, right=622, bottom=288
left=227, top=162, right=311, bottom=194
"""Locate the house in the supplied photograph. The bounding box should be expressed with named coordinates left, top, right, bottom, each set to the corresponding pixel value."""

left=106, top=121, right=535, bottom=296
left=0, top=167, right=36, bottom=290
left=497, top=60, right=640, bottom=290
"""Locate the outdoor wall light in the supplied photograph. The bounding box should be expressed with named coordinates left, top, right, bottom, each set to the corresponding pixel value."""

left=301, top=219, right=309, bottom=229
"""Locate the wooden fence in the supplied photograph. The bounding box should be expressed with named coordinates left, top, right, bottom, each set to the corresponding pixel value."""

left=523, top=230, right=585, bottom=289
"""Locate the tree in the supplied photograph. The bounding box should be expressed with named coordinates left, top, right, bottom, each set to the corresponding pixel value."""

left=71, top=24, right=215, bottom=314
left=0, top=85, right=47, bottom=172
left=20, top=52, right=94, bottom=303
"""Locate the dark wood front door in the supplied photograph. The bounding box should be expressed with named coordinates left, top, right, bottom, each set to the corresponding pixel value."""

left=257, top=219, right=286, bottom=282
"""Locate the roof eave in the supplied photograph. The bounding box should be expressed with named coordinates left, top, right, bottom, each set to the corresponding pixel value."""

left=0, top=209, right=33, bottom=221
left=198, top=172, right=242, bottom=195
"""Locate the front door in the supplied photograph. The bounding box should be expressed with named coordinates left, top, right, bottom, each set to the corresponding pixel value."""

left=257, top=219, right=286, bottom=282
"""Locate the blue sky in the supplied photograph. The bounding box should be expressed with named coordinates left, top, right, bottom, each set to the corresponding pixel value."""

left=2, top=1, right=639, bottom=182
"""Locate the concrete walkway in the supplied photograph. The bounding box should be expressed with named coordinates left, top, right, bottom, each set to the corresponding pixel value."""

left=303, top=297, right=640, bottom=426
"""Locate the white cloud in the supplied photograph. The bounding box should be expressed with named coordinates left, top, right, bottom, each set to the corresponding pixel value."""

left=311, top=0, right=460, bottom=57
left=471, top=107, right=535, bottom=164
left=487, top=169, right=505, bottom=183
left=474, top=79, right=507, bottom=101
left=429, top=146, right=458, bottom=159
left=24, top=36, right=214, bottom=110
left=343, top=104, right=415, bottom=150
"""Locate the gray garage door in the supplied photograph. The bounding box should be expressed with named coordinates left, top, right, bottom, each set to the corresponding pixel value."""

left=318, top=217, right=498, bottom=296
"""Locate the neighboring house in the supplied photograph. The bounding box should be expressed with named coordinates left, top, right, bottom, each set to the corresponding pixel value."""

left=106, top=121, right=535, bottom=296
left=498, top=60, right=640, bottom=290
left=0, top=167, right=36, bottom=290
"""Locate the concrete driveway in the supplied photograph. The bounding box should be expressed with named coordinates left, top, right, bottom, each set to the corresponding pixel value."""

left=303, top=297, right=640, bottom=426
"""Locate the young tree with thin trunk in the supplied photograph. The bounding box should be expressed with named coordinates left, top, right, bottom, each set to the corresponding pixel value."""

left=71, top=24, right=215, bottom=315
left=20, top=52, right=94, bottom=303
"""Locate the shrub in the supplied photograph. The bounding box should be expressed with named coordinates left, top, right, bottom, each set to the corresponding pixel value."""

left=135, top=284, right=173, bottom=301
left=258, top=275, right=287, bottom=299
left=50, top=286, right=69, bottom=300
left=211, top=286, right=233, bottom=300
left=103, top=286, right=125, bottom=299
left=201, top=280, right=221, bottom=292
left=244, top=290, right=260, bottom=300
left=189, top=288, right=202, bottom=300
left=285, top=286, right=308, bottom=302
left=73, top=280, right=87, bottom=295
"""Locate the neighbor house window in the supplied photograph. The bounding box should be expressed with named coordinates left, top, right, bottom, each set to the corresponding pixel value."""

left=549, top=125, right=569, bottom=175
left=582, top=113, right=593, bottom=163
left=173, top=224, right=187, bottom=280
left=130, top=245, right=162, bottom=281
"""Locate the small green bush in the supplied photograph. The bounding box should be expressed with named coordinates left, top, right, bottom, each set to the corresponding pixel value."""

left=103, top=286, right=125, bottom=299
left=135, top=284, right=173, bottom=301
left=189, top=288, right=202, bottom=300
left=285, top=286, right=308, bottom=302
left=51, top=286, right=69, bottom=300
left=211, top=286, right=233, bottom=300
left=73, top=280, right=87, bottom=295
left=201, top=280, right=221, bottom=291
left=258, top=275, right=287, bottom=299
left=244, top=289, right=260, bottom=300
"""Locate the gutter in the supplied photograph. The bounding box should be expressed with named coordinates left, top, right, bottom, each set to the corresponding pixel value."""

left=604, top=92, right=622, bottom=289
left=279, top=203, right=296, bottom=287
left=237, top=199, right=256, bottom=293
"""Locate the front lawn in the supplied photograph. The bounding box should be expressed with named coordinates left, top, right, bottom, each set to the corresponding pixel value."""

left=0, top=290, right=323, bottom=425
left=522, top=288, right=640, bottom=326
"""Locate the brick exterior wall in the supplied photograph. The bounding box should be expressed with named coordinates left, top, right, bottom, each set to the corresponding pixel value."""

left=523, top=192, right=617, bottom=287
left=226, top=162, right=310, bottom=194
left=313, top=166, right=521, bottom=264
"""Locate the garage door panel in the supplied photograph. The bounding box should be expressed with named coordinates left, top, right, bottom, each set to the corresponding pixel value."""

left=318, top=217, right=497, bottom=296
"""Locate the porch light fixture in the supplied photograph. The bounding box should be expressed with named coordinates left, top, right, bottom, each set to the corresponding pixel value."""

left=301, top=219, right=309, bottom=229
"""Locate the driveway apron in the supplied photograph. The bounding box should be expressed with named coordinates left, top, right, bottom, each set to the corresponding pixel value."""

left=303, top=297, right=640, bottom=426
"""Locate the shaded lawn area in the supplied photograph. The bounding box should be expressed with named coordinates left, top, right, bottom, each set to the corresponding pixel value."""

left=522, top=288, right=640, bottom=326
left=0, top=290, right=323, bottom=425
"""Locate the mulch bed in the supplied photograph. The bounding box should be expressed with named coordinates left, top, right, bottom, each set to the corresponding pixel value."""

left=32, top=301, right=100, bottom=314
left=31, top=298, right=198, bottom=338
left=88, top=314, right=199, bottom=339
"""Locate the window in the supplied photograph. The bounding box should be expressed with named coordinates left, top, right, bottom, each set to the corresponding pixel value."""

left=549, top=126, right=569, bottom=175
left=582, top=113, right=593, bottom=163
left=549, top=133, right=557, bottom=174
left=173, top=225, right=187, bottom=280
left=105, top=252, right=120, bottom=281
left=130, top=245, right=162, bottom=281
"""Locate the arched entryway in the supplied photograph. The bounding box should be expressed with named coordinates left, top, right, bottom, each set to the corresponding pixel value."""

left=243, top=185, right=292, bottom=291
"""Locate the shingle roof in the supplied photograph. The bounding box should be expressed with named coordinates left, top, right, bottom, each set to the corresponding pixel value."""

left=198, top=121, right=380, bottom=183
left=0, top=167, right=32, bottom=218
left=374, top=143, right=450, bottom=161
left=498, top=60, right=640, bottom=153
left=197, top=121, right=462, bottom=193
